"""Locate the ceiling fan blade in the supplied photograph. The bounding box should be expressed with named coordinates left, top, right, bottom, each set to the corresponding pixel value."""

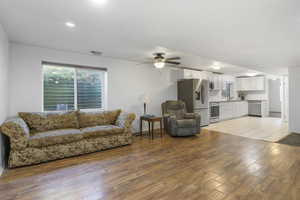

left=166, top=57, right=181, bottom=61
left=165, top=61, right=181, bottom=65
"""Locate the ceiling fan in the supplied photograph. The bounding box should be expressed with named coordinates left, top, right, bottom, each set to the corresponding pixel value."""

left=153, top=53, right=181, bottom=69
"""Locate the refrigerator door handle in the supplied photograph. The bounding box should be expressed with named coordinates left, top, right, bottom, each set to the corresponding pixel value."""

left=195, top=91, right=201, bottom=100
left=201, top=81, right=205, bottom=104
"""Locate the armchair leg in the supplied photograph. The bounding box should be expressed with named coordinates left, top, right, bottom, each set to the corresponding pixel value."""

left=139, top=119, right=142, bottom=136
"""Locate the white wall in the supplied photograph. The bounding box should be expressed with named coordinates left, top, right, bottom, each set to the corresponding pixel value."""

left=0, top=24, right=9, bottom=175
left=9, top=43, right=178, bottom=131
left=288, top=67, right=300, bottom=133
left=281, top=76, right=289, bottom=122
left=268, top=79, right=281, bottom=112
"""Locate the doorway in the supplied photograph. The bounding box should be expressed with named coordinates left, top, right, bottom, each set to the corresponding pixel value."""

left=268, top=78, right=281, bottom=118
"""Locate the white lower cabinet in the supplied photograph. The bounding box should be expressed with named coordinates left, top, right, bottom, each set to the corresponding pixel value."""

left=219, top=101, right=248, bottom=121
left=220, top=102, right=230, bottom=120
left=236, top=101, right=248, bottom=117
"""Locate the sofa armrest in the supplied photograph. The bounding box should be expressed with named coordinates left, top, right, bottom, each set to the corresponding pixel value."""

left=116, top=113, right=136, bottom=130
left=0, top=117, right=30, bottom=150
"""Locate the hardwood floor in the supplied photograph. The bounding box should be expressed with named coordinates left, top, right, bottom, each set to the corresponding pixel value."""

left=1, top=129, right=300, bottom=200
left=204, top=117, right=289, bottom=142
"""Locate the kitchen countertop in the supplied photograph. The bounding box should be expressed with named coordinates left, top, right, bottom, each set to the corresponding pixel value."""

left=210, top=99, right=268, bottom=103
left=247, top=100, right=268, bottom=101
left=210, top=100, right=246, bottom=103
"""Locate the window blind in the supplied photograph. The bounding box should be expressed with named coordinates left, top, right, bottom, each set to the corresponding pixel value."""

left=43, top=62, right=106, bottom=111
left=77, top=68, right=103, bottom=109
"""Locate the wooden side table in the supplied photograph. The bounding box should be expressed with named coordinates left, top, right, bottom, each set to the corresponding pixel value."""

left=139, top=116, right=163, bottom=139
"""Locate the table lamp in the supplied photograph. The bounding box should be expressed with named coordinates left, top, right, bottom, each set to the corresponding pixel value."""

left=142, top=94, right=150, bottom=115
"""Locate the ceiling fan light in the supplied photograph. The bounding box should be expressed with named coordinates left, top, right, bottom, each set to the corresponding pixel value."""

left=154, top=61, right=165, bottom=69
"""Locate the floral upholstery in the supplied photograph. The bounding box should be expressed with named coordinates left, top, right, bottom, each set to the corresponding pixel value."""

left=78, top=109, right=122, bottom=128
left=19, top=111, right=79, bottom=133
left=81, top=125, right=124, bottom=138
left=0, top=117, right=30, bottom=150
left=0, top=111, right=136, bottom=168
left=116, top=113, right=136, bottom=129
left=9, top=133, right=132, bottom=168
left=28, top=129, right=83, bottom=148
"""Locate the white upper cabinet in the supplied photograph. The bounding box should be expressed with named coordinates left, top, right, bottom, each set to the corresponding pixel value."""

left=251, top=77, right=265, bottom=90
left=183, top=69, right=210, bottom=80
left=236, top=76, right=265, bottom=91
left=209, top=74, right=221, bottom=90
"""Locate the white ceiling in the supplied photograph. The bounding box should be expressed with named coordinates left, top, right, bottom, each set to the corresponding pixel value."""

left=135, top=47, right=262, bottom=76
left=1, top=0, right=298, bottom=75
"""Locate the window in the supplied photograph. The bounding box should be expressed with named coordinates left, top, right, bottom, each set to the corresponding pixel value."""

left=43, top=62, right=106, bottom=111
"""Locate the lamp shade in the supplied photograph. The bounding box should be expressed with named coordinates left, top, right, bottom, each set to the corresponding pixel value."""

left=141, top=94, right=150, bottom=104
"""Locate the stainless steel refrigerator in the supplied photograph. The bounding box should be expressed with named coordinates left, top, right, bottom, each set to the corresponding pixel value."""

left=177, top=79, right=210, bottom=126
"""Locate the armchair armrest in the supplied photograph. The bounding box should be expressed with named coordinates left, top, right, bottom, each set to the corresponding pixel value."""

left=0, top=117, right=30, bottom=150
left=184, top=113, right=200, bottom=119
left=116, top=113, right=136, bottom=130
left=163, top=113, right=176, bottom=119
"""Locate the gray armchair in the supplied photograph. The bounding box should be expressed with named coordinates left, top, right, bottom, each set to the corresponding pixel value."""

left=162, top=100, right=201, bottom=136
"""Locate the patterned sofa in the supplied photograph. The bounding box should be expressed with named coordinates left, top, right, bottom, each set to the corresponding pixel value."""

left=0, top=110, right=136, bottom=168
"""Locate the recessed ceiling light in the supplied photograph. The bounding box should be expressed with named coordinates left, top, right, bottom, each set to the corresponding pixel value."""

left=246, top=73, right=258, bottom=77
left=211, top=61, right=222, bottom=70
left=212, top=65, right=221, bottom=70
left=65, top=22, right=76, bottom=28
left=90, top=0, right=107, bottom=5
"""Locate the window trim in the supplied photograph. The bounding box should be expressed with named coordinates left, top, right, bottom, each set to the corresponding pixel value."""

left=42, top=61, right=107, bottom=112
left=42, top=61, right=107, bottom=71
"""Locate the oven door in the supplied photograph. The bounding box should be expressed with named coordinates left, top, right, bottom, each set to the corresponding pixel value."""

left=210, top=103, right=220, bottom=123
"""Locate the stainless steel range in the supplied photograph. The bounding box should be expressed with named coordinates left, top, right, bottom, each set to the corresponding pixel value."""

left=210, top=102, right=220, bottom=123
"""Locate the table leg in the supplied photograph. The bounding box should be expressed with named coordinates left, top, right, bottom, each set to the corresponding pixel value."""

left=160, top=120, right=163, bottom=137
left=151, top=122, right=154, bottom=139
left=148, top=121, right=151, bottom=138
left=139, top=119, right=142, bottom=136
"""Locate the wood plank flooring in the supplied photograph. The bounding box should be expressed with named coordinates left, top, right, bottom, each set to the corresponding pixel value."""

left=1, top=129, right=300, bottom=200
left=204, top=117, right=289, bottom=142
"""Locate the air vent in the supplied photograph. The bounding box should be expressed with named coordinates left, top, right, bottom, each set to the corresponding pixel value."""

left=90, top=51, right=103, bottom=56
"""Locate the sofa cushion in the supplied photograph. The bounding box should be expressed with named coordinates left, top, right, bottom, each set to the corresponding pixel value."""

left=78, top=110, right=121, bottom=128
left=81, top=125, right=124, bottom=138
left=19, top=111, right=79, bottom=133
left=28, top=129, right=83, bottom=148
left=176, top=119, right=197, bottom=128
